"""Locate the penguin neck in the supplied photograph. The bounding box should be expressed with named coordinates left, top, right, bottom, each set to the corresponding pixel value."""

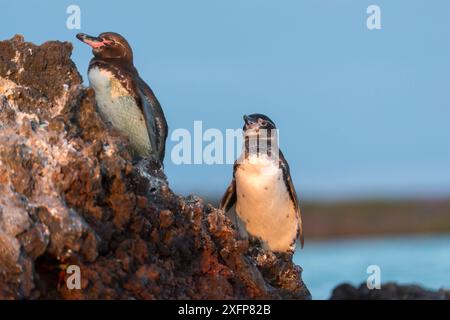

left=243, top=133, right=280, bottom=161
left=90, top=57, right=135, bottom=74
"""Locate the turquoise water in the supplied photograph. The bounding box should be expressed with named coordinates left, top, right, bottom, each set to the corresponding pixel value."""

left=294, top=234, right=450, bottom=299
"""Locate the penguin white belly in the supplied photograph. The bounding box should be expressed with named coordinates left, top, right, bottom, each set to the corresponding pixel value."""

left=235, top=155, right=298, bottom=252
left=88, top=67, right=151, bottom=157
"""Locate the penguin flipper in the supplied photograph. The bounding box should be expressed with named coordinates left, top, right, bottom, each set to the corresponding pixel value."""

left=220, top=179, right=237, bottom=212
left=279, top=151, right=304, bottom=249
left=154, top=116, right=168, bottom=163
left=136, top=77, right=168, bottom=164
left=136, top=88, right=159, bottom=162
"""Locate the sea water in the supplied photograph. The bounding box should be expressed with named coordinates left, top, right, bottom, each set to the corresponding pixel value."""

left=294, top=234, right=450, bottom=299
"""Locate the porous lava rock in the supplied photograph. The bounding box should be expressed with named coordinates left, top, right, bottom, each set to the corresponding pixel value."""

left=0, top=35, right=310, bottom=300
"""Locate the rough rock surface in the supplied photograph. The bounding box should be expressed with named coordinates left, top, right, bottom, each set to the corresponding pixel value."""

left=330, top=283, right=450, bottom=300
left=0, top=35, right=310, bottom=300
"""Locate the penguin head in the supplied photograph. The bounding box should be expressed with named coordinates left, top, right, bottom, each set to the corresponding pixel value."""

left=243, top=114, right=277, bottom=132
left=242, top=114, right=279, bottom=157
left=77, top=32, right=133, bottom=63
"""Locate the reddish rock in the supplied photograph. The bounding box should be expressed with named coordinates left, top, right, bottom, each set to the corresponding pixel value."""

left=0, top=35, right=310, bottom=300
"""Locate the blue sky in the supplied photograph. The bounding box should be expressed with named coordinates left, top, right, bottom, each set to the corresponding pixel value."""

left=1, top=1, right=450, bottom=200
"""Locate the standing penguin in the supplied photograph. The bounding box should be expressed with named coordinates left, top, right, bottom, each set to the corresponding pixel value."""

left=76, top=32, right=168, bottom=164
left=220, top=114, right=304, bottom=253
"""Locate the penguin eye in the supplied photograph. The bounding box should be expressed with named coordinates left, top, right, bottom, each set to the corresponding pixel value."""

left=259, top=119, right=268, bottom=126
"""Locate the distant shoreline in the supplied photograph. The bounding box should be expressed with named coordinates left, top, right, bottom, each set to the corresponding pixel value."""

left=204, top=197, right=450, bottom=239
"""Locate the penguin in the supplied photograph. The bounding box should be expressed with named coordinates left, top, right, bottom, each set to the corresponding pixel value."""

left=76, top=32, right=168, bottom=164
left=220, top=114, right=304, bottom=253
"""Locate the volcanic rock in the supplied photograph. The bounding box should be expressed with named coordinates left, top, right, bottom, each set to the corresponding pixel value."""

left=0, top=35, right=310, bottom=300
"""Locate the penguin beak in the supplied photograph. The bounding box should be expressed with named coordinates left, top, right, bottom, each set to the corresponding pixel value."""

left=76, top=33, right=106, bottom=48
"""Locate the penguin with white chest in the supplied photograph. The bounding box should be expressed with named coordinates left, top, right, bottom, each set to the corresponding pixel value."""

left=220, top=114, right=304, bottom=254
left=76, top=32, right=168, bottom=164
